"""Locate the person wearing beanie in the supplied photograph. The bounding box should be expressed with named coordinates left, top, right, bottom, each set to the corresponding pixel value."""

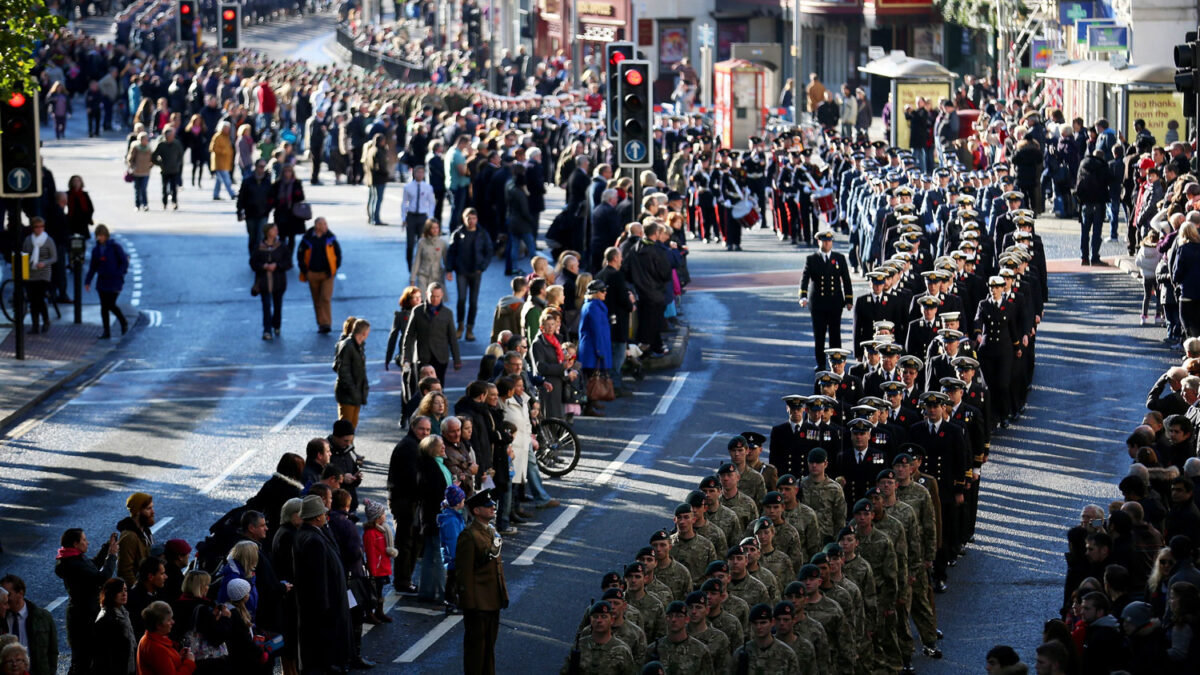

left=985, top=645, right=1028, bottom=674
left=161, top=539, right=192, bottom=603
left=1119, top=602, right=1169, bottom=674
left=116, top=492, right=156, bottom=586
left=438, top=485, right=467, bottom=614
left=223, top=578, right=269, bottom=669
left=362, top=498, right=397, bottom=624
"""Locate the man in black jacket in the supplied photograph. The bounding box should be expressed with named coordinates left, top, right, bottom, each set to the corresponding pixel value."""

left=799, top=230, right=855, bottom=371
left=596, top=246, right=634, bottom=395
left=904, top=98, right=933, bottom=174
left=907, top=392, right=968, bottom=587
left=304, top=108, right=327, bottom=185
left=1075, top=149, right=1111, bottom=265
left=237, top=159, right=273, bottom=252
left=628, top=223, right=672, bottom=356
left=387, top=417, right=432, bottom=596
left=589, top=189, right=622, bottom=272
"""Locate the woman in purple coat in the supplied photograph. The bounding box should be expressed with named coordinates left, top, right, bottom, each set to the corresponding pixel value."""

left=84, top=224, right=129, bottom=339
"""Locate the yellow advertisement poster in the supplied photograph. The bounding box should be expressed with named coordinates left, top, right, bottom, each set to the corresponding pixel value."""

left=1127, top=91, right=1186, bottom=146
left=894, top=81, right=951, bottom=150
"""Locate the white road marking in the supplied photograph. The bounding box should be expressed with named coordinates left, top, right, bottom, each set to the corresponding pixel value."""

left=113, top=362, right=333, bottom=374
left=44, top=596, right=67, bottom=613
left=595, top=434, right=650, bottom=485
left=689, top=430, right=724, bottom=463
left=150, top=516, right=173, bottom=534
left=512, top=504, right=583, bottom=566
left=652, top=372, right=689, bottom=415
left=396, top=605, right=444, bottom=617
left=269, top=396, right=314, bottom=433
left=199, top=448, right=259, bottom=494
left=2, top=359, right=123, bottom=445
left=336, top=272, right=347, bottom=280
left=362, top=591, right=409, bottom=635
left=394, top=615, right=463, bottom=663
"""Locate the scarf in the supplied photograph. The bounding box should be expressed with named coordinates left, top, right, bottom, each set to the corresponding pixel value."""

left=544, top=331, right=564, bottom=363
left=435, top=456, right=453, bottom=487
left=277, top=179, right=294, bottom=208
left=29, top=231, right=48, bottom=267
left=56, top=547, right=83, bottom=560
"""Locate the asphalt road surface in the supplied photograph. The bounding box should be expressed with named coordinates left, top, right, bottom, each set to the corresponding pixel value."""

left=0, top=22, right=1172, bottom=673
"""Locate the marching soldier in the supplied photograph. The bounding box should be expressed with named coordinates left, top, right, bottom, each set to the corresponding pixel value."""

left=562, top=601, right=637, bottom=675
left=684, top=592, right=730, bottom=674
left=776, top=474, right=825, bottom=557
left=769, top=395, right=811, bottom=478
left=742, top=431, right=778, bottom=492
left=649, top=529, right=694, bottom=601
left=718, top=462, right=760, bottom=532
left=728, top=436, right=768, bottom=506
left=670, top=503, right=717, bottom=585
left=732, top=603, right=802, bottom=674
left=824, top=349, right=862, bottom=404
left=646, top=601, right=715, bottom=674
left=799, top=230, right=855, bottom=371
left=753, top=517, right=797, bottom=592
left=850, top=499, right=902, bottom=673
left=801, top=449, right=847, bottom=543
left=688, top=490, right=729, bottom=555
left=907, top=392, right=968, bottom=592
left=798, top=563, right=856, bottom=675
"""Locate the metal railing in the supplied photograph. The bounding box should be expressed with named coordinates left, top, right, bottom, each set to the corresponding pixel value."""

left=335, top=25, right=428, bottom=83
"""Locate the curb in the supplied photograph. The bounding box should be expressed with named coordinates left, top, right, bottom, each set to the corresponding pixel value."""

left=0, top=357, right=98, bottom=431
left=1113, top=255, right=1140, bottom=279
left=644, top=323, right=689, bottom=372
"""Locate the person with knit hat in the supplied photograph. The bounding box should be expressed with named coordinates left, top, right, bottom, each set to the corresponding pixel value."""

left=362, top=498, right=396, bottom=624
left=438, top=485, right=467, bottom=614
left=116, top=492, right=156, bottom=587
left=161, top=539, right=191, bottom=604
left=223, top=577, right=269, bottom=670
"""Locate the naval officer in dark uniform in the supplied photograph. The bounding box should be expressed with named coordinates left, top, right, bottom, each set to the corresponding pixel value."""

left=799, top=230, right=855, bottom=370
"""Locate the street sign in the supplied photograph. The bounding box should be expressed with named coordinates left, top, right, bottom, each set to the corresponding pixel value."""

left=1059, top=1, right=1094, bottom=26
left=1088, top=25, right=1130, bottom=52
left=1076, top=18, right=1117, bottom=45
left=1052, top=50, right=1069, bottom=65
left=623, top=139, right=647, bottom=163
left=6, top=168, right=32, bottom=192
left=698, top=23, right=714, bottom=49
left=1030, top=40, right=1053, bottom=70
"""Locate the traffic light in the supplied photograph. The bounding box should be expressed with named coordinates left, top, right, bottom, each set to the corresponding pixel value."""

left=177, top=0, right=198, bottom=44
left=605, top=42, right=635, bottom=143
left=616, top=60, right=652, bottom=169
left=220, top=4, right=240, bottom=52
left=0, top=91, right=42, bottom=198
left=1177, top=31, right=1200, bottom=118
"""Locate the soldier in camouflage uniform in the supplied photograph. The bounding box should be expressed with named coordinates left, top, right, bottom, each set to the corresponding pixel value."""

left=700, top=577, right=744, bottom=648
left=624, top=562, right=667, bottom=642
left=800, top=449, right=847, bottom=542
left=889, top=454, right=942, bottom=658
left=601, top=588, right=648, bottom=664
left=701, top=475, right=743, bottom=550
left=742, top=431, right=779, bottom=492
left=753, top=491, right=807, bottom=570
left=562, top=601, right=637, bottom=675
left=731, top=604, right=801, bottom=674
left=728, top=436, right=768, bottom=506
left=812, top=551, right=863, bottom=660
left=752, top=518, right=796, bottom=588
left=784, top=582, right=834, bottom=675
left=689, top=490, right=730, bottom=554
left=726, top=544, right=773, bottom=611
left=685, top=591, right=731, bottom=674
left=798, top=563, right=856, bottom=675
left=868, top=486, right=915, bottom=672
left=772, top=601, right=818, bottom=675
left=879, top=467, right=942, bottom=664
left=637, top=547, right=677, bottom=608
left=777, top=474, right=825, bottom=558
left=646, top=601, right=715, bottom=675
left=671, top=503, right=718, bottom=585
left=851, top=499, right=901, bottom=673
left=740, top=536, right=781, bottom=602
left=650, top=530, right=695, bottom=601
left=718, top=462, right=760, bottom=532
left=907, top=448, right=944, bottom=594
left=823, top=544, right=868, bottom=655
left=575, top=571, right=643, bottom=635
left=704, top=561, right=750, bottom=632
left=836, top=528, right=878, bottom=675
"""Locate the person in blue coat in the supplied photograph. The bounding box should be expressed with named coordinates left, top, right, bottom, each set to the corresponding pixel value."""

left=1171, top=222, right=1200, bottom=337
left=577, top=279, right=612, bottom=374
left=84, top=224, right=129, bottom=339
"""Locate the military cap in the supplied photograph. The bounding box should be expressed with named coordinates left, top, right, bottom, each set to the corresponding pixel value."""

left=940, top=311, right=961, bottom=322
left=642, top=662, right=666, bottom=675
left=998, top=267, right=1017, bottom=278
left=784, top=581, right=806, bottom=597
left=940, top=377, right=968, bottom=391
left=602, top=588, right=625, bottom=601
left=949, top=250, right=968, bottom=261
left=960, top=230, right=981, bottom=240
left=825, top=348, right=853, bottom=361
left=898, top=216, right=921, bottom=227
left=727, top=435, right=748, bottom=450
left=650, top=530, right=671, bottom=543
left=699, top=475, right=720, bottom=490
left=810, top=551, right=829, bottom=566
left=815, top=229, right=835, bottom=241
left=674, top=503, right=694, bottom=517
left=938, top=329, right=964, bottom=342
left=865, top=487, right=880, bottom=499
left=773, top=601, right=796, bottom=618
left=739, top=429, right=768, bottom=446
left=957, top=194, right=977, bottom=205
left=999, top=175, right=1016, bottom=185
left=920, top=391, right=950, bottom=406
left=894, top=204, right=916, bottom=216
left=465, top=489, right=497, bottom=510
left=867, top=270, right=889, bottom=282
left=873, top=320, right=896, bottom=332
left=717, top=462, right=738, bottom=476
left=726, top=544, right=748, bottom=558
left=992, top=161, right=1009, bottom=170
left=601, top=571, right=622, bottom=587
left=808, top=448, right=829, bottom=464
left=782, top=394, right=809, bottom=407
left=636, top=546, right=655, bottom=560
left=959, top=184, right=978, bottom=195
left=589, top=601, right=613, bottom=616
left=749, top=603, right=774, bottom=622
left=894, top=186, right=914, bottom=197
left=879, top=380, right=906, bottom=395
left=898, top=355, right=924, bottom=371
left=776, top=473, right=799, bottom=488
left=805, top=396, right=828, bottom=410
left=1014, top=208, right=1036, bottom=218
left=877, top=342, right=904, bottom=356
left=797, top=563, right=822, bottom=580
left=892, top=452, right=915, bottom=466
left=860, top=396, right=891, bottom=410
left=945, top=184, right=961, bottom=194
left=624, top=561, right=647, bottom=577
left=752, top=517, right=774, bottom=534
left=958, top=208, right=980, bottom=219
left=987, top=275, right=1007, bottom=287
left=1013, top=229, right=1034, bottom=240
left=685, top=492, right=707, bottom=512
left=685, top=590, right=708, bottom=606
left=739, top=537, right=759, bottom=550
left=700, top=578, right=725, bottom=593
left=815, top=371, right=842, bottom=386
left=999, top=255, right=1020, bottom=268
left=871, top=334, right=894, bottom=346
left=898, top=441, right=927, bottom=458
left=846, top=418, right=873, bottom=433
left=704, top=560, right=729, bottom=576
left=761, top=491, right=784, bottom=507
left=872, top=140, right=887, bottom=148
left=851, top=404, right=877, bottom=417
left=876, top=468, right=897, bottom=482
left=837, top=526, right=855, bottom=541
left=952, top=356, right=980, bottom=369
left=1003, top=190, right=1023, bottom=201
left=894, top=241, right=916, bottom=252
left=851, top=498, right=872, bottom=515
left=893, top=251, right=915, bottom=262
left=665, top=600, right=688, bottom=615
left=823, top=542, right=843, bottom=556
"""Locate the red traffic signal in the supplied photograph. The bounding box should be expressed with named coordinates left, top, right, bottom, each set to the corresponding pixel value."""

left=610, top=51, right=626, bottom=66
left=8, top=93, right=26, bottom=108
left=223, top=8, right=235, bottom=19
left=624, top=69, right=643, bottom=87
left=180, top=3, right=190, bottom=12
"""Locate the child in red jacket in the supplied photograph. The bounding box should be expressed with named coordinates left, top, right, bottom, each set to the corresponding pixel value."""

left=362, top=499, right=397, bottom=624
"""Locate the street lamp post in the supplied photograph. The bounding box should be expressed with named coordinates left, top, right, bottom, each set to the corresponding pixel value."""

left=793, top=0, right=803, bottom=120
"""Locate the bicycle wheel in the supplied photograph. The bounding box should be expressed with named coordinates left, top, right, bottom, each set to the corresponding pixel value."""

left=536, top=417, right=581, bottom=478
left=0, top=279, right=13, bottom=323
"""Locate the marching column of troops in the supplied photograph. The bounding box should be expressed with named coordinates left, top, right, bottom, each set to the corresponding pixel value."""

left=564, top=132, right=1048, bottom=675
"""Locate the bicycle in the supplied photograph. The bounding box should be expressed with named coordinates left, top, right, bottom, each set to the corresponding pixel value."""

left=535, top=417, right=581, bottom=478
left=0, top=278, right=62, bottom=324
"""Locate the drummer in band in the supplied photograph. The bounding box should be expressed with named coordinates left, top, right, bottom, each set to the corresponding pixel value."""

left=690, top=152, right=719, bottom=244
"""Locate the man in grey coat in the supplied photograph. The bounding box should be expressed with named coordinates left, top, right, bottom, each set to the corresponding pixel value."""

left=402, top=281, right=462, bottom=383
left=151, top=126, right=185, bottom=210
left=335, top=318, right=370, bottom=427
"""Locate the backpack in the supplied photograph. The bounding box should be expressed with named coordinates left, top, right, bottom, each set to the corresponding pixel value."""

left=193, top=504, right=249, bottom=575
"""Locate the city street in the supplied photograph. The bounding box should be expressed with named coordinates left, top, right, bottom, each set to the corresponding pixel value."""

left=0, top=15, right=1177, bottom=674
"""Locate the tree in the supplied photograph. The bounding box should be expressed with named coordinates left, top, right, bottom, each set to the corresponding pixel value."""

left=0, top=0, right=64, bottom=97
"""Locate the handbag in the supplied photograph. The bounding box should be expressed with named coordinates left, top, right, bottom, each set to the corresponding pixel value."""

left=250, top=279, right=261, bottom=297
left=124, top=171, right=133, bottom=183
left=181, top=606, right=229, bottom=660
left=291, top=201, right=312, bottom=220
left=586, top=371, right=615, bottom=402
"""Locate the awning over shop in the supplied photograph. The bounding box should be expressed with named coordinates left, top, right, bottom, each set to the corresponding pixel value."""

left=1038, top=61, right=1175, bottom=86
left=857, top=50, right=954, bottom=80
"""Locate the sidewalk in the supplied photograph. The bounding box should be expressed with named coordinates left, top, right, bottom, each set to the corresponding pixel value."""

left=0, top=302, right=137, bottom=430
